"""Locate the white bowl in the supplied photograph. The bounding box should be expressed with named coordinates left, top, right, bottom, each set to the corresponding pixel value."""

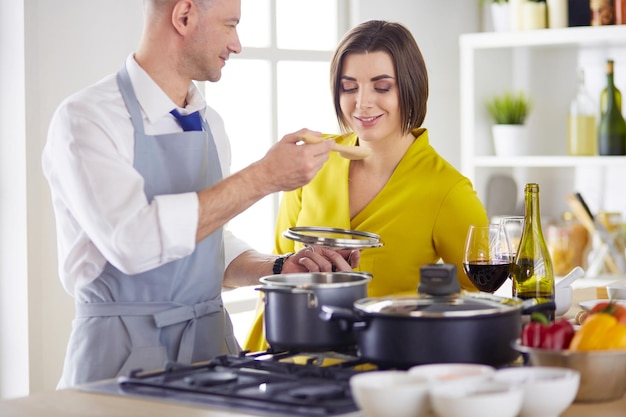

left=349, top=370, right=430, bottom=417
left=493, top=367, right=580, bottom=417
left=555, top=285, right=573, bottom=316
left=607, top=280, right=626, bottom=300
left=409, top=363, right=496, bottom=413
left=430, top=379, right=523, bottom=417
left=408, top=363, right=495, bottom=384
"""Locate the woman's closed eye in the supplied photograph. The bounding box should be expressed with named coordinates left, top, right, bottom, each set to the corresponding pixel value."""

left=340, top=83, right=393, bottom=94
left=341, top=82, right=358, bottom=93
left=373, top=81, right=392, bottom=93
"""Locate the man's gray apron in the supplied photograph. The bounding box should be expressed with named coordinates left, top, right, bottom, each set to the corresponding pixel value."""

left=57, top=66, right=239, bottom=388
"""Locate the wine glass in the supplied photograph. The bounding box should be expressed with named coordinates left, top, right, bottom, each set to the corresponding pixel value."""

left=499, top=216, right=525, bottom=262
left=463, top=224, right=512, bottom=293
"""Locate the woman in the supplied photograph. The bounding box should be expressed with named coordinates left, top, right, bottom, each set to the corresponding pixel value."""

left=244, top=20, right=488, bottom=351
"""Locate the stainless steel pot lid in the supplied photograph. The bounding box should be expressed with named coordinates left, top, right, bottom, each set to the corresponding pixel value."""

left=282, top=227, right=383, bottom=249
left=353, top=292, right=522, bottom=318
left=259, top=272, right=372, bottom=289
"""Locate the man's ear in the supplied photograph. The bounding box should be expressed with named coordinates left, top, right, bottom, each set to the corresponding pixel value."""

left=171, top=0, right=195, bottom=35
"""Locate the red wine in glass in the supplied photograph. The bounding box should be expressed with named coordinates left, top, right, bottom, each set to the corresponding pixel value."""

left=463, top=260, right=512, bottom=293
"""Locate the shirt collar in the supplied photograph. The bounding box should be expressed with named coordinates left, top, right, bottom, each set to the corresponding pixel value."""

left=125, top=54, right=206, bottom=123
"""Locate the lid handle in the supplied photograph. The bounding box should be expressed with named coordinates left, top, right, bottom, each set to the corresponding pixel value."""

left=418, top=264, right=460, bottom=296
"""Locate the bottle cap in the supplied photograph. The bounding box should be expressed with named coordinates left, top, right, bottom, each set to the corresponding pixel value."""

left=525, top=183, right=540, bottom=192
left=607, top=59, right=614, bottom=73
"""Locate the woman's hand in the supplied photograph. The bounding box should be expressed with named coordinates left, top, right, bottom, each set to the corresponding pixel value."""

left=282, top=247, right=360, bottom=273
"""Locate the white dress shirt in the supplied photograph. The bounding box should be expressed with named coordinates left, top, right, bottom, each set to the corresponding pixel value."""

left=43, top=55, right=252, bottom=296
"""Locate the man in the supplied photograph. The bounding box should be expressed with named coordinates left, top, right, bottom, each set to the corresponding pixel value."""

left=43, top=0, right=356, bottom=388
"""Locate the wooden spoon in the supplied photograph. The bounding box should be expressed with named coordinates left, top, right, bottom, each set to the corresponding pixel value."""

left=300, top=132, right=371, bottom=160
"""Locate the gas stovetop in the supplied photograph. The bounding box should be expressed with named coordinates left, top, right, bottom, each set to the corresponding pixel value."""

left=80, top=350, right=372, bottom=417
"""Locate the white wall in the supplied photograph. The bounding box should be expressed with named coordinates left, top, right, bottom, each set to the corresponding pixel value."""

left=1, top=0, right=479, bottom=397
left=0, top=0, right=29, bottom=399
left=0, top=0, right=143, bottom=397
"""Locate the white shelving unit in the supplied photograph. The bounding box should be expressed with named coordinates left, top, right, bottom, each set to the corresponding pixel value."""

left=460, top=25, right=626, bottom=220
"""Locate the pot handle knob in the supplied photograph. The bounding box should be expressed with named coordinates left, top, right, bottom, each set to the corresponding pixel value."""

left=418, top=264, right=460, bottom=296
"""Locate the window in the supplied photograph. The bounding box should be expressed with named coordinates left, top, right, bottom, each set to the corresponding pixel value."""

left=204, top=0, right=349, bottom=253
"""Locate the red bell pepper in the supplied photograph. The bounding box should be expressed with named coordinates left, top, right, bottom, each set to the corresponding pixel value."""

left=521, top=312, right=575, bottom=350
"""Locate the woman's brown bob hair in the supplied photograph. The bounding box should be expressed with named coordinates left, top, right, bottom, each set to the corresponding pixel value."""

left=330, top=20, right=428, bottom=135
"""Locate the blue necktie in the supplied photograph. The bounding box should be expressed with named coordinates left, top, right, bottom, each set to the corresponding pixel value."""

left=170, top=109, right=203, bottom=131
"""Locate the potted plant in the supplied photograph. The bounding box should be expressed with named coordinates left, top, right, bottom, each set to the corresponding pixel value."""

left=486, top=91, right=532, bottom=157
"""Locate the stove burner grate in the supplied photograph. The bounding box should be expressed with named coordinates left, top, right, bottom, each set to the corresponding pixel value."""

left=183, top=371, right=238, bottom=386
left=288, top=384, right=346, bottom=401
left=99, top=350, right=369, bottom=417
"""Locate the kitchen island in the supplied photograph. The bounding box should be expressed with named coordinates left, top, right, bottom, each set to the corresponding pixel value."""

left=1, top=286, right=624, bottom=417
left=0, top=376, right=624, bottom=417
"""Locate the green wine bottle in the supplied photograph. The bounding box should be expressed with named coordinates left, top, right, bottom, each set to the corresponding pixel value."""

left=512, top=183, right=555, bottom=321
left=600, top=60, right=622, bottom=116
left=598, top=60, right=626, bottom=156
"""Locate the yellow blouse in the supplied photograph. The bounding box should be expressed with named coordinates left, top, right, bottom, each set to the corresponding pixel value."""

left=243, top=128, right=488, bottom=351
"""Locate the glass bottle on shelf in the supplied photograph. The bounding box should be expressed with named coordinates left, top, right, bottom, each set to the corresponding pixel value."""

left=547, top=0, right=568, bottom=28
left=512, top=183, right=556, bottom=322
left=568, top=68, right=597, bottom=156
left=522, top=0, right=547, bottom=30
left=509, top=0, right=526, bottom=31
left=598, top=60, right=626, bottom=155
left=600, top=59, right=622, bottom=116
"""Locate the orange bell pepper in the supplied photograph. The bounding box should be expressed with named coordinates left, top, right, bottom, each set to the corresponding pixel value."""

left=569, top=313, right=626, bottom=351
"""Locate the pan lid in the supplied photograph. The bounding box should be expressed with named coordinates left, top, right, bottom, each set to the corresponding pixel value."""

left=353, top=263, right=522, bottom=318
left=353, top=292, right=522, bottom=318
left=259, top=272, right=373, bottom=289
left=282, top=227, right=383, bottom=249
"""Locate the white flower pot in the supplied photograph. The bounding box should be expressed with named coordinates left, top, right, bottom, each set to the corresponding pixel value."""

left=491, top=3, right=511, bottom=32
left=492, top=125, right=530, bottom=157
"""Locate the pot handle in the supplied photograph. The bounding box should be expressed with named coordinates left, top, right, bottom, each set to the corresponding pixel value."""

left=520, top=298, right=556, bottom=315
left=319, top=305, right=368, bottom=332
left=255, top=286, right=318, bottom=308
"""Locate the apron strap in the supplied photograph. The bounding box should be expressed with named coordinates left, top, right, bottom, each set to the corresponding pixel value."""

left=76, top=299, right=223, bottom=364
left=116, top=67, right=145, bottom=135
left=75, top=299, right=223, bottom=326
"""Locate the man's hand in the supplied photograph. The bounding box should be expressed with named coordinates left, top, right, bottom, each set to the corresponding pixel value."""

left=195, top=129, right=333, bottom=243
left=253, top=129, right=334, bottom=194
left=282, top=247, right=361, bottom=274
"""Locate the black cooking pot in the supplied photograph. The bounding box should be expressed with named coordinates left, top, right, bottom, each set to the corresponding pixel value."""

left=257, top=272, right=372, bottom=350
left=321, top=264, right=553, bottom=368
